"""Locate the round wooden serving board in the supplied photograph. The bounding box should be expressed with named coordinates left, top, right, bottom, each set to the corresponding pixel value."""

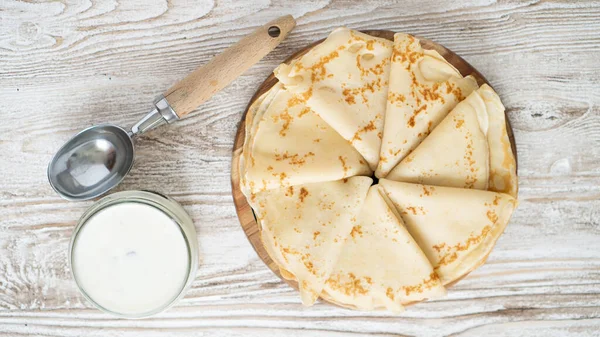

left=230, top=30, right=517, bottom=307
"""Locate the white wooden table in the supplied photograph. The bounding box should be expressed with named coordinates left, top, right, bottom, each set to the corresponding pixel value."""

left=1, top=1, right=599, bottom=336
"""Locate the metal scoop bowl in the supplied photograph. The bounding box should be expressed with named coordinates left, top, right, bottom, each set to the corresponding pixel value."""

left=47, top=96, right=175, bottom=200
left=48, top=124, right=133, bottom=200
left=47, top=16, right=295, bottom=200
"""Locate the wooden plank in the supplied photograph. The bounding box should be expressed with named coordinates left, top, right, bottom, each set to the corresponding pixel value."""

left=1, top=0, right=599, bottom=335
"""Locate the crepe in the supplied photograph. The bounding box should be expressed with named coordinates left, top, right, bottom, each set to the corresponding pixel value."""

left=239, top=28, right=519, bottom=312
left=251, top=176, right=372, bottom=305
left=239, top=84, right=372, bottom=193
left=379, top=179, right=516, bottom=285
left=480, top=85, right=518, bottom=198
left=376, top=33, right=479, bottom=178
left=386, top=85, right=494, bottom=189
left=240, top=83, right=371, bottom=195
left=239, top=84, right=281, bottom=195
left=322, top=186, right=446, bottom=312
left=275, top=27, right=393, bottom=170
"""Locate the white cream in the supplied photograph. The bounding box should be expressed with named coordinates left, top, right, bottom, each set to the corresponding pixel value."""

left=72, top=202, right=190, bottom=316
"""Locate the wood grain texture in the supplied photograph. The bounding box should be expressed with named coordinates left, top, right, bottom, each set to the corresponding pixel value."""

left=165, top=15, right=296, bottom=117
left=1, top=0, right=599, bottom=336
left=230, top=30, right=516, bottom=304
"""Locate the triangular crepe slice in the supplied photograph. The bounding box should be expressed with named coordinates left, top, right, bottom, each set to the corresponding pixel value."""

left=275, top=27, right=393, bottom=170
left=240, top=84, right=282, bottom=195
left=244, top=84, right=280, bottom=154
left=241, top=84, right=371, bottom=195
left=386, top=86, right=493, bottom=189
left=379, top=179, right=516, bottom=285
left=258, top=218, right=296, bottom=280
left=376, top=33, right=479, bottom=178
left=252, top=176, right=372, bottom=305
left=480, top=85, right=518, bottom=198
left=322, top=186, right=446, bottom=312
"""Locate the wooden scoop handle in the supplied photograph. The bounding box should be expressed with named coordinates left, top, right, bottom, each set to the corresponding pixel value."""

left=164, top=15, right=296, bottom=119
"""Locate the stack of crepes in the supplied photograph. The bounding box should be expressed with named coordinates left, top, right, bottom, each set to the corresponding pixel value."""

left=239, top=28, right=518, bottom=312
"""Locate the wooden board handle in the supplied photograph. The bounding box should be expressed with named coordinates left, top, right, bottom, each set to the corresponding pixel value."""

left=164, top=15, right=296, bottom=118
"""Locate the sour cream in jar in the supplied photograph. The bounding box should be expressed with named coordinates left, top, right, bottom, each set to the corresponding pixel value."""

left=69, top=191, right=198, bottom=318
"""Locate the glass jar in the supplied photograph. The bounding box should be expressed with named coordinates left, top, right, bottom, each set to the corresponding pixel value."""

left=69, top=190, right=198, bottom=318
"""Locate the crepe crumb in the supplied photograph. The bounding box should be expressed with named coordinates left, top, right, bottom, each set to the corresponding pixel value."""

left=407, top=104, right=427, bottom=128
left=350, top=225, right=363, bottom=238
left=388, top=92, right=406, bottom=106
left=302, top=87, right=313, bottom=100
left=272, top=108, right=294, bottom=137
left=355, top=51, right=389, bottom=77
left=422, top=121, right=434, bottom=137
left=306, top=50, right=340, bottom=82
left=326, top=272, right=370, bottom=296
left=452, top=87, right=463, bottom=101
left=261, top=179, right=268, bottom=192
left=386, top=287, right=395, bottom=300
left=351, top=120, right=377, bottom=142
left=435, top=225, right=492, bottom=267
left=433, top=243, right=446, bottom=252
left=342, top=77, right=384, bottom=106
left=455, top=118, right=465, bottom=128
left=404, top=206, right=426, bottom=215
left=419, top=86, right=445, bottom=104
left=298, top=107, right=311, bottom=118
left=274, top=151, right=316, bottom=166
left=342, top=88, right=356, bottom=105
left=391, top=46, right=407, bottom=63
left=402, top=272, right=440, bottom=296
left=299, top=187, right=309, bottom=203
left=420, top=185, right=435, bottom=197
left=493, top=195, right=501, bottom=206
left=339, top=156, right=349, bottom=175
left=285, top=186, right=294, bottom=197
left=302, top=253, right=317, bottom=276
left=487, top=210, right=498, bottom=223
left=272, top=172, right=287, bottom=181
left=281, top=246, right=301, bottom=264
left=463, top=132, right=478, bottom=188
left=318, top=200, right=335, bottom=211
